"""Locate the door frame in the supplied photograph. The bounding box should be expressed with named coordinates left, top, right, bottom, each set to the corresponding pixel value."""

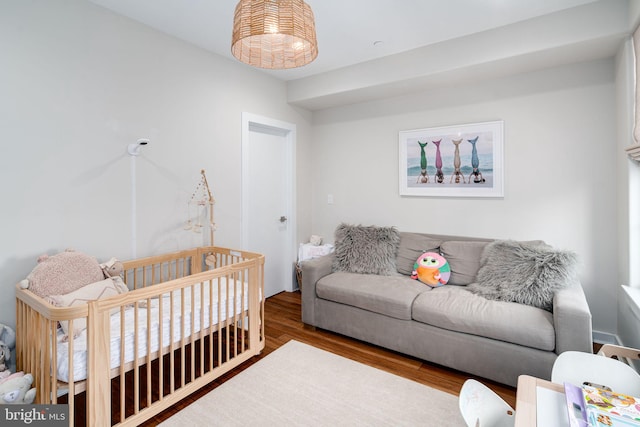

left=241, top=112, right=297, bottom=292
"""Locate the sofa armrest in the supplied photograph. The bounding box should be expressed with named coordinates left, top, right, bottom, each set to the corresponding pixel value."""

left=301, top=254, right=334, bottom=325
left=553, top=281, right=593, bottom=354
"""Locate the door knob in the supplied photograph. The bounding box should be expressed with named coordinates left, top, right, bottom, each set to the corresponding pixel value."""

left=279, top=216, right=287, bottom=223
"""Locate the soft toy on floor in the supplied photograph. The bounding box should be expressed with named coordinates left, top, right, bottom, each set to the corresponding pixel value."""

left=0, top=372, right=36, bottom=404
left=411, top=252, right=450, bottom=287
left=0, top=324, right=16, bottom=374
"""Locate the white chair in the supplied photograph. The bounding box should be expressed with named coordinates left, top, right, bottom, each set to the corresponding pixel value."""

left=459, top=379, right=515, bottom=427
left=551, top=349, right=640, bottom=396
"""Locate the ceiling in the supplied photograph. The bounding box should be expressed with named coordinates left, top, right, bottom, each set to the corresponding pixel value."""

left=87, top=0, right=634, bottom=110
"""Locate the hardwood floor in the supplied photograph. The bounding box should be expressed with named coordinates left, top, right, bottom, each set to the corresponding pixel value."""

left=142, top=290, right=517, bottom=425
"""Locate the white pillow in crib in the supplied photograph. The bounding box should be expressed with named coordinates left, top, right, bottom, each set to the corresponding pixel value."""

left=46, top=277, right=129, bottom=337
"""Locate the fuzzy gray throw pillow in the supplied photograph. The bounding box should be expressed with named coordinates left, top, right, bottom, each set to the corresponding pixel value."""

left=332, top=224, right=400, bottom=276
left=467, top=240, right=578, bottom=311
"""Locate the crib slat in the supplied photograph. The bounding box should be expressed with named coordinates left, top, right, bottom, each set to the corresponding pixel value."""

left=217, top=277, right=223, bottom=368
left=190, top=284, right=196, bottom=382
left=68, top=319, right=75, bottom=425
left=134, top=301, right=140, bottom=415
left=199, top=282, right=205, bottom=378
left=146, top=296, right=152, bottom=412
left=158, top=291, right=164, bottom=402
left=120, top=307, right=126, bottom=423
left=169, top=291, right=175, bottom=395
left=49, top=321, right=57, bottom=405
left=241, top=269, right=246, bottom=351
left=226, top=275, right=231, bottom=362
left=180, top=287, right=186, bottom=388
left=236, top=272, right=241, bottom=357
left=208, top=279, right=215, bottom=370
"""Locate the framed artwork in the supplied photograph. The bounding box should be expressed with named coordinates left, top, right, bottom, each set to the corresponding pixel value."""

left=399, top=120, right=504, bottom=198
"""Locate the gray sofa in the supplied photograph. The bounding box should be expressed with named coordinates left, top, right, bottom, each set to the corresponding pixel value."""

left=301, top=230, right=593, bottom=387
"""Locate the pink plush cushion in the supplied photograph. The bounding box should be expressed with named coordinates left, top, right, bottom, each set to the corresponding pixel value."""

left=46, top=277, right=129, bottom=336
left=26, top=250, right=105, bottom=298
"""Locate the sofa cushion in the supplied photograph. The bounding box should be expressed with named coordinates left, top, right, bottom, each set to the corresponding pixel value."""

left=332, top=224, right=401, bottom=276
left=468, top=240, right=577, bottom=311
left=412, top=286, right=555, bottom=351
left=395, top=232, right=442, bottom=276
left=440, top=241, right=490, bottom=285
left=316, top=272, right=428, bottom=320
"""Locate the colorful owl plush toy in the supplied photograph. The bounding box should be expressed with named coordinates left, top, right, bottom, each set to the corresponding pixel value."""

left=411, top=252, right=450, bottom=287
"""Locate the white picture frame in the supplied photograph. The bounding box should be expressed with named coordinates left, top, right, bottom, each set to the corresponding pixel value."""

left=399, top=120, right=504, bottom=198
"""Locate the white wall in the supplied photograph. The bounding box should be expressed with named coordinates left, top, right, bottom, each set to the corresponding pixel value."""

left=311, top=58, right=618, bottom=335
left=0, top=1, right=313, bottom=330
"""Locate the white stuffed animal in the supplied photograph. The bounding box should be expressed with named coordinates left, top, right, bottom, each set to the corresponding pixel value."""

left=0, top=324, right=16, bottom=373
left=0, top=372, right=36, bottom=404
left=100, top=257, right=124, bottom=278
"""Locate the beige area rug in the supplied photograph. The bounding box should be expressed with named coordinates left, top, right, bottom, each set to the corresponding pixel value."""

left=160, top=340, right=465, bottom=426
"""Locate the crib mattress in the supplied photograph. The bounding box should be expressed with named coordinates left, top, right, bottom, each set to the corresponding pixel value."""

left=56, top=278, right=252, bottom=383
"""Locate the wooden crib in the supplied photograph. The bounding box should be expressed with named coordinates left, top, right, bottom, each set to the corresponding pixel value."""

left=15, top=246, right=265, bottom=427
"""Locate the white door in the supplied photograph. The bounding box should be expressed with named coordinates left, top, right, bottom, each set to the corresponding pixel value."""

left=242, top=113, right=296, bottom=298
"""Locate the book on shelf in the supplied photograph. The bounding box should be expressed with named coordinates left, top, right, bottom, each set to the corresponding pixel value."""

left=564, top=382, right=640, bottom=427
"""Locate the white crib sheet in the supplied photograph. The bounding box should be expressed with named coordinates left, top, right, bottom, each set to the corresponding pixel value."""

left=56, top=278, right=253, bottom=383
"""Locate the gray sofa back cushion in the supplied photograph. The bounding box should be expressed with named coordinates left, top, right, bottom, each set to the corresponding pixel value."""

left=395, top=232, right=442, bottom=276
left=332, top=224, right=400, bottom=276
left=440, top=240, right=490, bottom=285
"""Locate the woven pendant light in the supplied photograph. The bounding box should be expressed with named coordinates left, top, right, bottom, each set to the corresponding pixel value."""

left=231, top=0, right=318, bottom=69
